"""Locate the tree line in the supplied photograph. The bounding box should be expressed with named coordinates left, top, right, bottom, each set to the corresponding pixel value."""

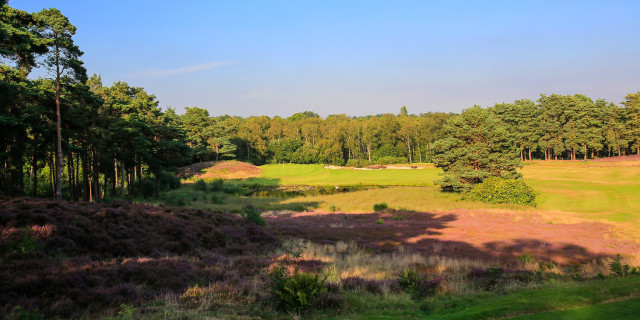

left=2, top=2, right=639, bottom=200
left=1, top=2, right=190, bottom=199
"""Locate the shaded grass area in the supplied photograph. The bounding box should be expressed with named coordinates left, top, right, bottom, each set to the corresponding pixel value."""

left=319, top=277, right=640, bottom=320
left=513, top=296, right=640, bottom=319
left=154, top=183, right=321, bottom=213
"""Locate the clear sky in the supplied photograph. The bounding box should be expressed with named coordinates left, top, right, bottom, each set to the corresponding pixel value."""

left=10, top=0, right=640, bottom=117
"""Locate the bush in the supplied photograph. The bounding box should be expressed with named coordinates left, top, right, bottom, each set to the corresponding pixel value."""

left=158, top=170, right=181, bottom=190
left=398, top=269, right=447, bottom=298
left=208, top=179, right=224, bottom=192
left=375, top=156, right=407, bottom=165
left=194, top=180, right=207, bottom=192
left=376, top=218, right=384, bottom=224
left=242, top=205, right=265, bottom=226
left=373, top=202, right=388, bottom=212
left=210, top=194, right=225, bottom=204
left=223, top=183, right=245, bottom=195
left=345, top=159, right=372, bottom=168
left=274, top=270, right=328, bottom=312
left=609, top=254, right=639, bottom=277
left=464, top=177, right=538, bottom=206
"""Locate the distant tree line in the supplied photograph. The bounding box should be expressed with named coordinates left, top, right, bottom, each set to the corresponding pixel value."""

left=2, top=2, right=639, bottom=200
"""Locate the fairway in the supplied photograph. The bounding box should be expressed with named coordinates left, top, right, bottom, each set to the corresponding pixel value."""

left=520, top=161, right=640, bottom=223
left=256, top=163, right=441, bottom=186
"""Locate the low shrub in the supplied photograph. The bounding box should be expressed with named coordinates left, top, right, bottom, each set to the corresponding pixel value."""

left=194, top=180, right=207, bottom=191
left=464, top=177, right=538, bottom=206
left=375, top=218, right=384, bottom=224
left=210, top=194, right=225, bottom=204
left=609, top=254, right=639, bottom=277
left=375, top=156, right=407, bottom=165
left=373, top=202, right=388, bottom=212
left=242, top=205, right=265, bottom=226
left=345, top=159, right=372, bottom=168
left=398, top=269, right=448, bottom=298
left=274, top=270, right=328, bottom=312
left=208, top=179, right=225, bottom=192
left=223, top=184, right=245, bottom=195
left=329, top=204, right=338, bottom=212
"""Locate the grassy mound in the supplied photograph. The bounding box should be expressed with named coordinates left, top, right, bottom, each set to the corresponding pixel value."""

left=0, top=198, right=277, bottom=318
left=178, top=161, right=263, bottom=180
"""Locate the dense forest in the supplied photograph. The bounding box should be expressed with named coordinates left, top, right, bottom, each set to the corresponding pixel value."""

left=2, top=2, right=639, bottom=200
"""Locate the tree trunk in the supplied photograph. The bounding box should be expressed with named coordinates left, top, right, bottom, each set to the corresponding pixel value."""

left=49, top=153, right=55, bottom=197
left=92, top=150, right=99, bottom=201
left=55, top=45, right=63, bottom=200
left=31, top=153, right=38, bottom=197
left=528, top=148, right=532, bottom=161
left=82, top=145, right=89, bottom=201
left=121, top=161, right=125, bottom=198
left=155, top=172, right=160, bottom=200
left=138, top=165, right=143, bottom=198
left=67, top=152, right=74, bottom=201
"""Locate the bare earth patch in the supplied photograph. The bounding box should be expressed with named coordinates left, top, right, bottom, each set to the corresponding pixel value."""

left=177, top=160, right=263, bottom=180
left=266, top=209, right=640, bottom=265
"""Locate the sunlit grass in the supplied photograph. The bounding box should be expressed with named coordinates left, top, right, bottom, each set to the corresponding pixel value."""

left=255, top=163, right=441, bottom=186
left=520, top=161, right=640, bottom=229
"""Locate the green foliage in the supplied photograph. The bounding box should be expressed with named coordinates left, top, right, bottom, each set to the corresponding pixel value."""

left=117, top=303, right=138, bottom=318
left=241, top=205, right=265, bottom=226
left=464, top=177, right=538, bottom=206
left=608, top=254, right=638, bottom=277
left=209, top=193, right=224, bottom=204
left=274, top=270, right=328, bottom=312
left=194, top=179, right=207, bottom=191
left=399, top=269, right=422, bottom=290
left=393, top=215, right=404, bottom=220
left=375, top=156, right=408, bottom=165
left=222, top=183, right=245, bottom=194
left=375, top=218, right=384, bottom=224
left=329, top=204, right=338, bottom=212
left=6, top=306, right=43, bottom=320
left=208, top=178, right=224, bottom=192
left=518, top=252, right=535, bottom=263
left=434, top=106, right=522, bottom=192
left=345, top=159, right=372, bottom=168
left=373, top=202, right=388, bottom=212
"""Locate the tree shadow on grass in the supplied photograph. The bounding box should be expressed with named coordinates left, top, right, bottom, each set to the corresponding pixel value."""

left=266, top=210, right=621, bottom=265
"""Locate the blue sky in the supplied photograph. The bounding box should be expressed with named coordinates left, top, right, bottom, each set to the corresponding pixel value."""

left=11, top=0, right=640, bottom=117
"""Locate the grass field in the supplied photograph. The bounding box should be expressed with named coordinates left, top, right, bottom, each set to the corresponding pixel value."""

left=251, top=163, right=440, bottom=186
left=316, top=277, right=640, bottom=320
left=254, top=161, right=640, bottom=226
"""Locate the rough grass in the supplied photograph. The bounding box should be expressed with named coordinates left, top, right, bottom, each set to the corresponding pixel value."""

left=318, top=277, right=640, bottom=320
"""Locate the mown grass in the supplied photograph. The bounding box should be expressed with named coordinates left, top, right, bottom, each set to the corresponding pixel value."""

left=521, top=161, right=640, bottom=220
left=252, top=164, right=440, bottom=186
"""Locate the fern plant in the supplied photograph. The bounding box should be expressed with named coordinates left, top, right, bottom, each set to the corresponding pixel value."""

left=274, top=271, right=328, bottom=312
